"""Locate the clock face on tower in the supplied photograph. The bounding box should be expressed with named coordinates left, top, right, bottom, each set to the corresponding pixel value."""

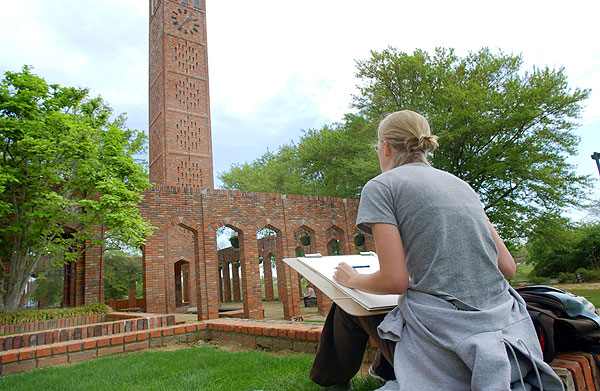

left=171, top=8, right=200, bottom=35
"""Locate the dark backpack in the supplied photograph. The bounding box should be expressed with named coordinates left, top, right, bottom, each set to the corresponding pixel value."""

left=516, top=285, right=600, bottom=363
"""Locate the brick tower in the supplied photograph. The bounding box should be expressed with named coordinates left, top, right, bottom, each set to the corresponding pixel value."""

left=149, top=0, right=213, bottom=191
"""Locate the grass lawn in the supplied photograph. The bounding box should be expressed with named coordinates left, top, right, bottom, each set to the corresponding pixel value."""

left=0, top=344, right=383, bottom=391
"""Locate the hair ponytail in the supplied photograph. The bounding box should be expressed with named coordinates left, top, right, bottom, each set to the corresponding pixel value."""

left=378, top=110, right=438, bottom=167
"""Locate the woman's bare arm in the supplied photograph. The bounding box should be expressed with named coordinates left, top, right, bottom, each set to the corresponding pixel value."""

left=334, top=223, right=409, bottom=295
left=487, top=220, right=516, bottom=279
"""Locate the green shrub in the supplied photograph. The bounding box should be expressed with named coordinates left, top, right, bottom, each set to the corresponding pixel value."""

left=576, top=268, right=600, bottom=282
left=0, top=303, right=112, bottom=326
left=557, top=272, right=577, bottom=283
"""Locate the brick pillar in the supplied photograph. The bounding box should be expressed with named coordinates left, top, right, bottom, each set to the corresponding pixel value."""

left=74, top=256, right=85, bottom=307
left=83, top=226, right=105, bottom=305
left=218, top=266, right=223, bottom=302
left=314, top=230, right=333, bottom=315
left=240, top=233, right=263, bottom=320
left=198, top=223, right=219, bottom=320
left=128, top=286, right=137, bottom=308
left=143, top=233, right=167, bottom=313
left=263, top=257, right=274, bottom=301
left=281, top=232, right=302, bottom=320
left=232, top=262, right=241, bottom=302
left=223, top=262, right=232, bottom=302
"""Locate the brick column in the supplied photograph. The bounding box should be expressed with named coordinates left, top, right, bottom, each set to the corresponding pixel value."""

left=217, top=266, right=223, bottom=302
left=83, top=226, right=105, bottom=305
left=232, top=263, right=241, bottom=302
left=280, top=232, right=302, bottom=320
left=198, top=222, right=219, bottom=320
left=240, top=233, right=263, bottom=320
left=263, top=257, right=274, bottom=301
left=223, top=262, right=232, bottom=302
left=143, top=233, right=167, bottom=313
left=314, top=230, right=333, bottom=315
left=128, top=286, right=136, bottom=308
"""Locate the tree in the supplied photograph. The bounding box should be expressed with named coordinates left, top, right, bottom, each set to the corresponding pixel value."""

left=529, top=218, right=600, bottom=277
left=104, top=250, right=143, bottom=301
left=220, top=47, right=591, bottom=241
left=0, top=66, right=153, bottom=312
left=353, top=47, right=591, bottom=241
left=220, top=114, right=381, bottom=198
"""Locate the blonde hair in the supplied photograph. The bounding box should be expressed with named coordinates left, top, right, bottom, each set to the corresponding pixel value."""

left=378, top=110, right=439, bottom=167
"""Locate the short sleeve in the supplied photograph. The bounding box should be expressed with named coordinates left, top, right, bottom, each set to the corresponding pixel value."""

left=356, top=179, right=398, bottom=235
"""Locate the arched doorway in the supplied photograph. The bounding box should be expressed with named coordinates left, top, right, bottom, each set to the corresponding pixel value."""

left=174, top=259, right=190, bottom=307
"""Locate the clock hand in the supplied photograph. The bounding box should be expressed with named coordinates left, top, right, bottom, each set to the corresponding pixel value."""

left=178, top=17, right=192, bottom=30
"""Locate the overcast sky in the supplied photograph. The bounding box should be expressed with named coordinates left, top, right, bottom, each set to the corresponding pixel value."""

left=1, top=0, right=599, bottom=193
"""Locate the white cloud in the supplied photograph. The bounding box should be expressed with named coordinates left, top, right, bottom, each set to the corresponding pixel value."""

left=1, top=0, right=598, bottom=187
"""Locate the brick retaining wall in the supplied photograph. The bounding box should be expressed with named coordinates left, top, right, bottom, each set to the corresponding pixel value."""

left=0, top=318, right=596, bottom=390
left=0, top=314, right=109, bottom=336
left=1, top=314, right=175, bottom=352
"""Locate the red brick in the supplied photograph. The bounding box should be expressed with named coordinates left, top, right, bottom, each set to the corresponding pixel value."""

left=242, top=336, right=256, bottom=348
left=69, top=350, right=97, bottom=363
left=555, top=354, right=595, bottom=391
left=97, top=336, right=111, bottom=347
left=162, top=328, right=173, bottom=337
left=551, top=359, right=587, bottom=391
left=0, top=351, right=18, bottom=364
left=36, top=346, right=51, bottom=358
left=1, top=360, right=36, bottom=375
left=149, top=330, right=161, bottom=338
left=82, top=339, right=97, bottom=350
left=110, top=336, right=124, bottom=345
left=51, top=343, right=67, bottom=355
left=18, top=347, right=36, bottom=360
left=66, top=341, right=82, bottom=352
left=37, top=355, right=68, bottom=368
left=306, top=330, right=320, bottom=342
left=184, top=325, right=195, bottom=333
left=124, top=341, right=149, bottom=352
left=137, top=331, right=149, bottom=341
left=123, top=333, right=137, bottom=343
left=173, top=325, right=185, bottom=335
left=98, top=346, right=124, bottom=357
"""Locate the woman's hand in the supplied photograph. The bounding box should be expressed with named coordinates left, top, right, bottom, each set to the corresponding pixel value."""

left=333, top=262, right=358, bottom=288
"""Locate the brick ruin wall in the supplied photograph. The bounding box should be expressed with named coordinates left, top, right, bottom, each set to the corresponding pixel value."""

left=139, top=186, right=375, bottom=320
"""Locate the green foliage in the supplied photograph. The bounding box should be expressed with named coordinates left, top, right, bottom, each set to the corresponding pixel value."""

left=557, top=272, right=577, bottom=283
left=530, top=219, right=600, bottom=277
left=220, top=114, right=381, bottom=198
left=0, top=66, right=154, bottom=312
left=0, top=345, right=383, bottom=390
left=104, top=250, right=143, bottom=301
left=0, top=303, right=111, bottom=326
left=353, top=47, right=590, bottom=241
left=576, top=267, right=600, bottom=282
left=220, top=48, right=591, bottom=242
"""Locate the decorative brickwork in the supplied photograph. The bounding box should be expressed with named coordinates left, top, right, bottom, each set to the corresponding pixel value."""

left=138, top=188, right=362, bottom=320
left=59, top=0, right=367, bottom=322
left=149, top=0, right=213, bottom=191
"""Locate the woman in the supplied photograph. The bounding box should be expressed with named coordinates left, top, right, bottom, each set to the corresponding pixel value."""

left=310, top=110, right=563, bottom=390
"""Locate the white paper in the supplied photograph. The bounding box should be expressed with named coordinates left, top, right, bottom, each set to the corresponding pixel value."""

left=298, top=253, right=400, bottom=311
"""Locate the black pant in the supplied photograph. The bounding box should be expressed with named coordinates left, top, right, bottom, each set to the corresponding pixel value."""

left=310, top=303, right=396, bottom=387
left=304, top=297, right=317, bottom=307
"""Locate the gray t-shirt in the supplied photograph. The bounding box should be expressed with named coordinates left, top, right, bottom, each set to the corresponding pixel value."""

left=357, top=163, right=510, bottom=310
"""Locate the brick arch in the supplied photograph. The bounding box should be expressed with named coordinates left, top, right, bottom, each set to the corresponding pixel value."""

left=293, top=225, right=316, bottom=254
left=326, top=225, right=346, bottom=256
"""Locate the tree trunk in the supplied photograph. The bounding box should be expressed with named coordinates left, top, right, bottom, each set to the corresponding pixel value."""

left=1, top=252, right=40, bottom=313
